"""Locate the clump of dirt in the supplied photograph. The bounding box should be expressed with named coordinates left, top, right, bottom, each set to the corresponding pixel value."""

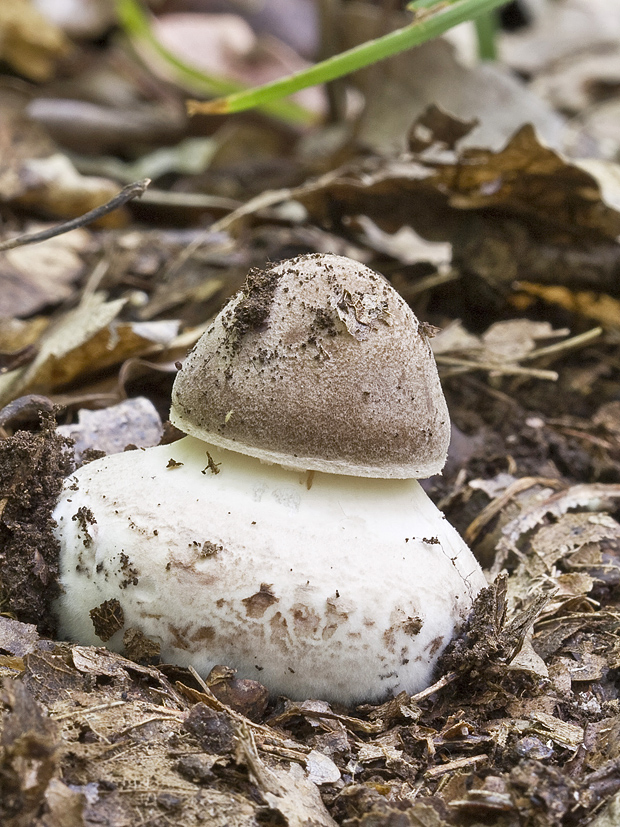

left=222, top=264, right=282, bottom=345
left=0, top=414, right=73, bottom=635
left=437, top=575, right=547, bottom=696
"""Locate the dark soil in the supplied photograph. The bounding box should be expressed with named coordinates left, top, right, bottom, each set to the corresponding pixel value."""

left=0, top=415, right=73, bottom=635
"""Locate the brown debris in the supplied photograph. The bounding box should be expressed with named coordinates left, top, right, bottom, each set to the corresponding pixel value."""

left=0, top=681, right=59, bottom=827
left=0, top=415, right=73, bottom=633
left=89, top=599, right=124, bottom=643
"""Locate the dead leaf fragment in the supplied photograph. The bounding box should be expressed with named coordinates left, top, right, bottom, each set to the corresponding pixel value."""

left=0, top=616, right=40, bottom=657
left=0, top=0, right=70, bottom=82
left=0, top=229, right=89, bottom=318
left=15, top=154, right=126, bottom=226
left=57, top=397, right=163, bottom=463
left=519, top=283, right=620, bottom=330
left=338, top=6, right=564, bottom=154
left=43, top=777, right=87, bottom=827
left=306, top=749, right=341, bottom=785
left=528, top=711, right=585, bottom=750
left=0, top=680, right=59, bottom=826
left=0, top=293, right=179, bottom=405
left=230, top=718, right=336, bottom=826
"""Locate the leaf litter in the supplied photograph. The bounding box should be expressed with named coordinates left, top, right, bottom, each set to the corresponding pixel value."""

left=5, top=2, right=620, bottom=825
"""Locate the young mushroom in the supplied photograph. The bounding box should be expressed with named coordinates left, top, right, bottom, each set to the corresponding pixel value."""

left=53, top=254, right=487, bottom=705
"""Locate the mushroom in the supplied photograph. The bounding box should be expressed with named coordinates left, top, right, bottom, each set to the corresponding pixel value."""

left=53, top=254, right=487, bottom=705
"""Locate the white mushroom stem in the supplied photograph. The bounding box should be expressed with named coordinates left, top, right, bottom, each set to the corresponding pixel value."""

left=54, top=436, right=486, bottom=705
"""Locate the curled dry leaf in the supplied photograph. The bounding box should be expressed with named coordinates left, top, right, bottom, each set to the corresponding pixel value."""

left=0, top=293, right=179, bottom=406
left=289, top=119, right=620, bottom=242
left=217, top=113, right=620, bottom=306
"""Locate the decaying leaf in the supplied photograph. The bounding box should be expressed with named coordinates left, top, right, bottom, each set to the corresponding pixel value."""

left=432, top=318, right=578, bottom=380
left=212, top=112, right=620, bottom=316
left=337, top=5, right=564, bottom=154
left=238, top=728, right=337, bottom=827
left=0, top=229, right=90, bottom=318
left=0, top=293, right=179, bottom=406
left=0, top=0, right=69, bottom=82
left=518, top=282, right=620, bottom=329
left=0, top=680, right=59, bottom=827
left=13, top=154, right=125, bottom=226
left=57, top=396, right=163, bottom=463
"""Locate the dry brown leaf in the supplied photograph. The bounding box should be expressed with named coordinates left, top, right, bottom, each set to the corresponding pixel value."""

left=14, top=154, right=126, bottom=226
left=305, top=750, right=340, bottom=785
left=0, top=293, right=179, bottom=405
left=518, top=283, right=620, bottom=329
left=0, top=228, right=90, bottom=318
left=0, top=616, right=41, bottom=657
left=431, top=318, right=570, bottom=380
left=482, top=320, right=569, bottom=363
left=284, top=119, right=620, bottom=246
left=0, top=0, right=69, bottom=82
left=0, top=317, right=48, bottom=353
left=240, top=730, right=337, bottom=827
left=528, top=711, right=584, bottom=750
left=338, top=5, right=564, bottom=154
left=435, top=126, right=620, bottom=237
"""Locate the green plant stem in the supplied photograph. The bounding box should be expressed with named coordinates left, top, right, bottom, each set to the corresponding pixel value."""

left=200, top=0, right=509, bottom=114
left=116, top=0, right=314, bottom=124
left=474, top=10, right=498, bottom=60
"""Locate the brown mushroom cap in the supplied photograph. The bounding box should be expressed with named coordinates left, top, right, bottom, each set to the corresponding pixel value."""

left=170, top=254, right=450, bottom=478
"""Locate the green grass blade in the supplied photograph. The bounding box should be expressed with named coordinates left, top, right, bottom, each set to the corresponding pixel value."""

left=116, top=0, right=315, bottom=124
left=200, top=0, right=509, bottom=114
left=474, top=10, right=499, bottom=60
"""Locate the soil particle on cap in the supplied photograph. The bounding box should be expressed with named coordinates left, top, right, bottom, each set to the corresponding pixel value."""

left=222, top=264, right=282, bottom=348
left=419, top=321, right=441, bottom=339
left=0, top=414, right=73, bottom=635
left=313, top=307, right=338, bottom=336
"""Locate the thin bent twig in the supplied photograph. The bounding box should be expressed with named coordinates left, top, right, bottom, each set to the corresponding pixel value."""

left=0, top=178, right=151, bottom=252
